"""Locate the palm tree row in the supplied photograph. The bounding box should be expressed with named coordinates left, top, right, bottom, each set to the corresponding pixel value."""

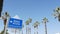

left=25, top=17, right=48, bottom=34
left=0, top=7, right=60, bottom=34
left=25, top=7, right=60, bottom=34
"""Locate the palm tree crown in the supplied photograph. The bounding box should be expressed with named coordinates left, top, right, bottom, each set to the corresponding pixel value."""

left=42, top=17, right=48, bottom=23
left=53, top=7, right=60, bottom=21
left=25, top=18, right=32, bottom=25
left=33, top=21, right=40, bottom=28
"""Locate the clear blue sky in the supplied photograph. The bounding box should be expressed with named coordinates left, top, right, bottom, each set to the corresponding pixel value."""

left=0, top=0, right=60, bottom=34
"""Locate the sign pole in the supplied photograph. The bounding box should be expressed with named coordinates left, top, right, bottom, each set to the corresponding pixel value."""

left=15, top=29, right=16, bottom=34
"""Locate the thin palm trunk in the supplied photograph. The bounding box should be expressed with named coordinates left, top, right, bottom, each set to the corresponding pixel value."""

left=26, top=26, right=27, bottom=34
left=26, top=26, right=30, bottom=34
left=22, top=30, right=23, bottom=34
left=4, top=19, right=7, bottom=34
left=28, top=27, right=31, bottom=34
left=34, top=26, right=38, bottom=34
left=44, top=23, right=47, bottom=34
left=22, top=28, right=23, bottom=34
left=29, top=28, right=31, bottom=34
left=36, top=26, right=38, bottom=34
left=4, top=25, right=5, bottom=32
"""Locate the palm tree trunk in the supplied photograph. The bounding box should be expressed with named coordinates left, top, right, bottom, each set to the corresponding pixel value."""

left=37, top=26, right=38, bottom=34
left=30, top=28, right=31, bottom=34
left=26, top=26, right=27, bottom=34
left=26, top=26, right=30, bottom=34
left=28, top=28, right=31, bottom=34
left=44, top=23, right=47, bottom=34
left=4, top=25, right=5, bottom=33
left=34, top=26, right=38, bottom=34
left=22, top=30, right=23, bottom=34
left=21, top=28, right=23, bottom=34
left=4, top=19, right=7, bottom=34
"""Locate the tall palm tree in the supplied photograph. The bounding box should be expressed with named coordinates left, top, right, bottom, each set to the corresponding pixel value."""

left=22, top=24, right=24, bottom=34
left=42, top=17, right=48, bottom=34
left=25, top=18, right=32, bottom=34
left=53, top=7, right=60, bottom=21
left=19, top=24, right=24, bottom=34
left=0, top=29, right=8, bottom=34
left=33, top=21, right=40, bottom=34
left=0, top=12, right=10, bottom=34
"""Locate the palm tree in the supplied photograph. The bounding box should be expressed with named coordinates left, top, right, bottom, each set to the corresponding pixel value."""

left=25, top=18, right=32, bottom=34
left=0, top=12, right=10, bottom=34
left=22, top=24, right=24, bottom=34
left=42, top=17, right=48, bottom=34
left=0, top=29, right=8, bottom=34
left=19, top=24, right=24, bottom=34
left=53, top=7, right=60, bottom=21
left=33, top=21, right=40, bottom=34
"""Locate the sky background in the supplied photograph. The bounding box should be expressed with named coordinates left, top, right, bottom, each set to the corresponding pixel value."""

left=0, top=0, right=60, bottom=34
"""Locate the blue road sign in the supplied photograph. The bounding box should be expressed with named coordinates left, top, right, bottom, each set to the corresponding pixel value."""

left=8, top=18, right=22, bottom=29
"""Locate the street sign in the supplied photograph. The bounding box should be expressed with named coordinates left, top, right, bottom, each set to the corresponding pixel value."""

left=8, top=18, right=22, bottom=29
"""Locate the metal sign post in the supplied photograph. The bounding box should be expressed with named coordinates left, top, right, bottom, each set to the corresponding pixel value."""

left=15, top=29, right=17, bottom=34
